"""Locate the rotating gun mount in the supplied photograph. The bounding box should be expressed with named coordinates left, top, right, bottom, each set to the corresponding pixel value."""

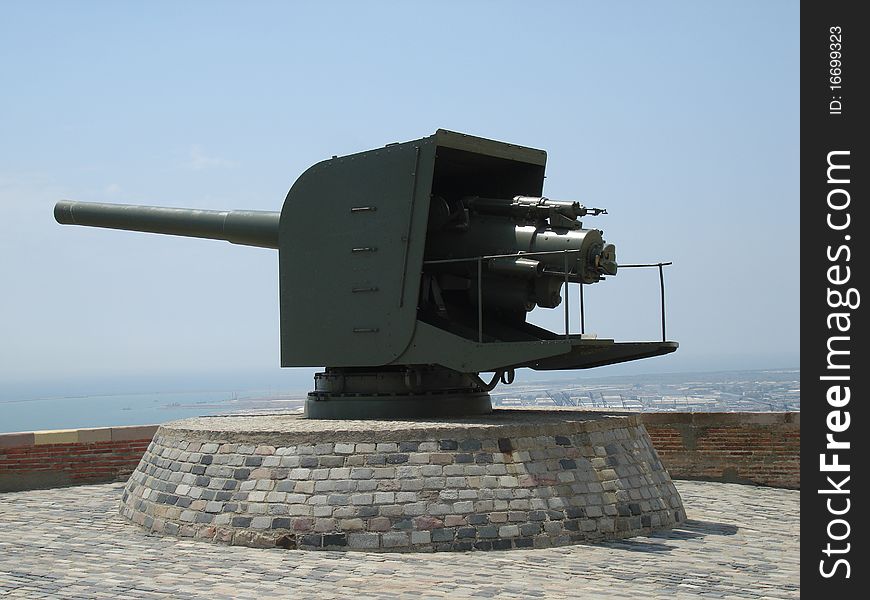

left=54, top=129, right=677, bottom=419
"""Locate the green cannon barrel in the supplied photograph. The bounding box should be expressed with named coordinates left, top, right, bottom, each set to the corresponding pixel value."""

left=54, top=201, right=280, bottom=249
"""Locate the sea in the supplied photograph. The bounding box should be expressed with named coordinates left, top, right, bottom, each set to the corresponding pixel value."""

left=0, top=390, right=246, bottom=433
left=0, top=370, right=314, bottom=434
left=0, top=367, right=799, bottom=434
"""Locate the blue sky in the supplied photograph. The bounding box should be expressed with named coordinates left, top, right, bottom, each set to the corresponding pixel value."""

left=0, top=1, right=799, bottom=391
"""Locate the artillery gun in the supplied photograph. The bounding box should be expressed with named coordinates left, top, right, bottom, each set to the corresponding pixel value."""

left=55, top=129, right=676, bottom=418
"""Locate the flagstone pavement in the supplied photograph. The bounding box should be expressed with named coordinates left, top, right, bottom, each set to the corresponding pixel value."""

left=0, top=480, right=798, bottom=599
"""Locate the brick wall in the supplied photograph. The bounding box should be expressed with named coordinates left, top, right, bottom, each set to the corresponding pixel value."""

left=0, top=425, right=158, bottom=492
left=641, top=412, right=800, bottom=489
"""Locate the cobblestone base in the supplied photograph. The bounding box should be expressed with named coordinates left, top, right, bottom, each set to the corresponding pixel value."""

left=119, top=411, right=684, bottom=551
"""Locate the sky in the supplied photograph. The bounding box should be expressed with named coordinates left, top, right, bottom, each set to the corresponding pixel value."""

left=0, top=1, right=799, bottom=396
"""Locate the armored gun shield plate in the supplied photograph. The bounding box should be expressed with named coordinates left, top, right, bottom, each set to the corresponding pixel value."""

left=279, top=138, right=437, bottom=367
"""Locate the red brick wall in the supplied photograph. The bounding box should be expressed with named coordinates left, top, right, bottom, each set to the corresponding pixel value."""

left=641, top=412, right=799, bottom=489
left=0, top=426, right=157, bottom=492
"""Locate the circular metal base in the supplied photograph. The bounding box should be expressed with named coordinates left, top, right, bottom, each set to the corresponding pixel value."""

left=306, top=366, right=493, bottom=419
left=305, top=391, right=492, bottom=419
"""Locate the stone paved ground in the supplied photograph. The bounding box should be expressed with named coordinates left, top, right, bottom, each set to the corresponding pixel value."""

left=0, top=480, right=798, bottom=599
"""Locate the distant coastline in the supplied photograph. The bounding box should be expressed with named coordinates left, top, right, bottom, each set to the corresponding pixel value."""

left=0, top=367, right=799, bottom=434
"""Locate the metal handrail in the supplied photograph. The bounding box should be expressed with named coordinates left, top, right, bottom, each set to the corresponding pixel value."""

left=617, top=262, right=673, bottom=342
left=423, top=252, right=672, bottom=343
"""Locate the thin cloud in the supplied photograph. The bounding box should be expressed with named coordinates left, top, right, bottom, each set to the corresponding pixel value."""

left=185, top=145, right=237, bottom=170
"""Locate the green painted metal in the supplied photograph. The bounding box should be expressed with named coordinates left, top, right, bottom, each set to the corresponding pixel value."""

left=305, top=392, right=492, bottom=420
left=54, top=201, right=279, bottom=249
left=53, top=129, right=678, bottom=419
left=278, top=138, right=437, bottom=367
left=305, top=365, right=494, bottom=419
left=277, top=129, right=551, bottom=367
left=394, top=321, right=572, bottom=373
left=519, top=340, right=679, bottom=371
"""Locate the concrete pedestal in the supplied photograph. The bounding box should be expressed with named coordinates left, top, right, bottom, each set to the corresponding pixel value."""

left=120, top=410, right=685, bottom=551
